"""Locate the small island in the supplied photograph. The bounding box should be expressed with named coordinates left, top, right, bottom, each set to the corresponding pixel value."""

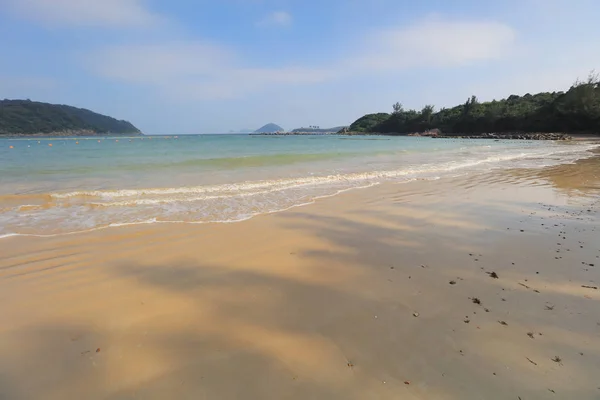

left=0, top=99, right=141, bottom=136
left=254, top=123, right=285, bottom=133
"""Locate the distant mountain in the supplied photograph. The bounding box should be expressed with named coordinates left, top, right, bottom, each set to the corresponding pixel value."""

left=290, top=126, right=347, bottom=133
left=255, top=123, right=284, bottom=133
left=0, top=99, right=141, bottom=136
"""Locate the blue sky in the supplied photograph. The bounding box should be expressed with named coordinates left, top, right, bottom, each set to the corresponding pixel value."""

left=1, top=0, right=599, bottom=134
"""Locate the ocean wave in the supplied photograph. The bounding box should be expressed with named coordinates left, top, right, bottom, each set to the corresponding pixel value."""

left=0, top=142, right=597, bottom=237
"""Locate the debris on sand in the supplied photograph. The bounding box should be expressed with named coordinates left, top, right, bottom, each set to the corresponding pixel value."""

left=518, top=282, right=540, bottom=293
left=526, top=357, right=538, bottom=366
left=527, top=332, right=534, bottom=339
left=471, top=297, right=481, bottom=305
left=519, top=282, right=531, bottom=289
left=551, top=356, right=562, bottom=364
left=498, top=320, right=508, bottom=326
left=582, top=285, right=598, bottom=290
left=487, top=271, right=499, bottom=279
left=449, top=280, right=457, bottom=285
left=413, top=312, right=420, bottom=317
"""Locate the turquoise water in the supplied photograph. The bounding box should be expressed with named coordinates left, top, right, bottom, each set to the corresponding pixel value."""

left=0, top=135, right=596, bottom=236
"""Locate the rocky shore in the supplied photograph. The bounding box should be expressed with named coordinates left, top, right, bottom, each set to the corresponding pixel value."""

left=433, top=133, right=572, bottom=140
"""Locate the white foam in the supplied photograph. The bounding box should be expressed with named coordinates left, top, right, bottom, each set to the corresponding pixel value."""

left=1, top=141, right=597, bottom=238
left=48, top=149, right=563, bottom=201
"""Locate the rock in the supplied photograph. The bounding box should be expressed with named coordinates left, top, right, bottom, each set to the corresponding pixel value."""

left=434, top=133, right=572, bottom=141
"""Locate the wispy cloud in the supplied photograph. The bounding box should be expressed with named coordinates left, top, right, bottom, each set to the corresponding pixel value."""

left=256, top=11, right=292, bottom=27
left=356, top=17, right=516, bottom=70
left=83, top=16, right=517, bottom=100
left=3, top=0, right=162, bottom=28
left=87, top=42, right=234, bottom=83
left=85, top=41, right=333, bottom=100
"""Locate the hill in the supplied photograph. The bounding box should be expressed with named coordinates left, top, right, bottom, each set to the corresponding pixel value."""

left=347, top=73, right=600, bottom=135
left=255, top=123, right=284, bottom=133
left=0, top=99, right=141, bottom=136
left=347, top=113, right=390, bottom=132
left=290, top=126, right=347, bottom=133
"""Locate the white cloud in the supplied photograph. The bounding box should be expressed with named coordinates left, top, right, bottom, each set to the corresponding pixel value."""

left=465, top=45, right=600, bottom=101
left=356, top=17, right=516, bottom=70
left=257, top=11, right=292, bottom=27
left=86, top=42, right=333, bottom=100
left=87, top=42, right=234, bottom=83
left=4, top=0, right=162, bottom=28
left=83, top=16, right=518, bottom=100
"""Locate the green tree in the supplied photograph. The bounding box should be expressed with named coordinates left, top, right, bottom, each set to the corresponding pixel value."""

left=346, top=71, right=600, bottom=135
left=392, top=102, right=404, bottom=114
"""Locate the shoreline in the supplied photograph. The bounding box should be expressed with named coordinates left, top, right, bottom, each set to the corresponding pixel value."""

left=252, top=132, right=600, bottom=140
left=2, top=144, right=598, bottom=238
left=1, top=151, right=599, bottom=399
left=0, top=131, right=143, bottom=138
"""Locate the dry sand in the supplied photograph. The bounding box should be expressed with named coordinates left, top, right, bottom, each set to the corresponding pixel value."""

left=1, top=150, right=599, bottom=400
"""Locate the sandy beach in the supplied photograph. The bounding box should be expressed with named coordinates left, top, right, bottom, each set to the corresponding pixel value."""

left=1, top=149, right=599, bottom=400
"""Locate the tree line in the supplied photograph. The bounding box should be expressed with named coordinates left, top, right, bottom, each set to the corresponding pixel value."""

left=348, top=73, right=600, bottom=134
left=0, top=99, right=140, bottom=135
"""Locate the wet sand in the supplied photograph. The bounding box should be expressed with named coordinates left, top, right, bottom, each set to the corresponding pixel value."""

left=1, top=150, right=599, bottom=400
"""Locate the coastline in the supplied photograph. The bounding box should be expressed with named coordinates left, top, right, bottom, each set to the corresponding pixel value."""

left=0, top=130, right=143, bottom=137
left=1, top=149, right=599, bottom=399
left=251, top=132, right=600, bottom=140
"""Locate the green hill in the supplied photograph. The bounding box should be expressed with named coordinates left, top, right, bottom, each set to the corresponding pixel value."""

left=348, top=113, right=390, bottom=132
left=255, top=123, right=284, bottom=133
left=347, top=74, right=600, bottom=135
left=0, top=99, right=141, bottom=135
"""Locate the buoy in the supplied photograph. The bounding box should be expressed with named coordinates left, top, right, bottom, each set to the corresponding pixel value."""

left=75, top=141, right=79, bottom=144
left=48, top=143, right=53, bottom=147
left=98, top=140, right=101, bottom=143
left=9, top=145, right=14, bottom=149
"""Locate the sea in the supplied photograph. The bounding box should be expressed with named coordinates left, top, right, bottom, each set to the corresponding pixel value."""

left=0, top=134, right=597, bottom=237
